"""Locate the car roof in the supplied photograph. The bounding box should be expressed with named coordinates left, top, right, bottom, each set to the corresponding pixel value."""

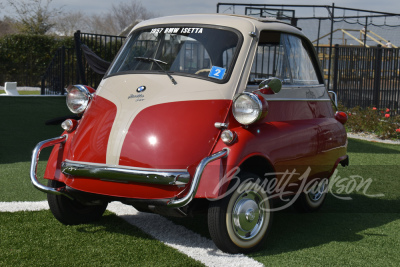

left=132, top=14, right=305, bottom=38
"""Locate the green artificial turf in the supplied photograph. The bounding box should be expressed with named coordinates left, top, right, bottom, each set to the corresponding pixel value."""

left=0, top=161, right=48, bottom=201
left=0, top=211, right=203, bottom=266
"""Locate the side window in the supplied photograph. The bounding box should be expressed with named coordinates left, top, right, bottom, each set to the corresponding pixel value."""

left=222, top=47, right=236, bottom=69
left=249, top=31, right=320, bottom=86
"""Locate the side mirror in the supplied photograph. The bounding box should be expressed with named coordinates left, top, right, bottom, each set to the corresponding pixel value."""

left=258, top=77, right=282, bottom=95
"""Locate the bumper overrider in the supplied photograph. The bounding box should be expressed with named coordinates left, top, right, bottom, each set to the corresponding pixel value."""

left=30, top=135, right=229, bottom=207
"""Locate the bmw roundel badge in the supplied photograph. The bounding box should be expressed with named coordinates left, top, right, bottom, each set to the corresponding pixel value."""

left=136, top=86, right=146, bottom=92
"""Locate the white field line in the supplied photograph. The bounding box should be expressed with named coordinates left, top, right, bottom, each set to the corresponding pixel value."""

left=0, top=201, right=264, bottom=267
left=0, top=201, right=49, bottom=212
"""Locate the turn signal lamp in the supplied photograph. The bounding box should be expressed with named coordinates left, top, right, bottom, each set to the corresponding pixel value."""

left=221, top=130, right=237, bottom=145
left=61, top=119, right=78, bottom=132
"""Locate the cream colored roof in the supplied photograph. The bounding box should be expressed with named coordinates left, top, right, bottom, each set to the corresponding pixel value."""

left=131, top=13, right=305, bottom=38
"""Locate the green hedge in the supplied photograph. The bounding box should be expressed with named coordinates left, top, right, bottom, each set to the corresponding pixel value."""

left=0, top=34, right=74, bottom=87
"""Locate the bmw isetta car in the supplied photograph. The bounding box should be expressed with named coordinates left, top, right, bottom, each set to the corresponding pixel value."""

left=31, top=14, right=348, bottom=254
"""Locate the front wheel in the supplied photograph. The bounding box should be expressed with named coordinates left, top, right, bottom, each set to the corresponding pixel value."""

left=47, top=180, right=108, bottom=225
left=208, top=172, right=273, bottom=254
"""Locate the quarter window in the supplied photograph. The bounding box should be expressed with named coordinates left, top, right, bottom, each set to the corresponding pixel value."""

left=250, top=31, right=320, bottom=86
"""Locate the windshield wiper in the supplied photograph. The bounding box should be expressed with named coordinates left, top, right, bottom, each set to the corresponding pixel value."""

left=134, top=57, right=177, bottom=85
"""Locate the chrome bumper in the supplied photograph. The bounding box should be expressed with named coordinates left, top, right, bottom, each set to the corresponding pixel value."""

left=30, top=135, right=73, bottom=200
left=30, top=135, right=229, bottom=207
left=61, top=160, right=190, bottom=186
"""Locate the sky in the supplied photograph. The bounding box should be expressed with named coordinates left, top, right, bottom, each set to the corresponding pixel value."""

left=57, top=0, right=400, bottom=16
left=2, top=0, right=399, bottom=45
left=2, top=0, right=400, bottom=18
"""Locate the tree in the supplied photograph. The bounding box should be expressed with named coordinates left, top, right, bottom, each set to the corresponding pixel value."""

left=0, top=17, right=18, bottom=36
left=53, top=11, right=90, bottom=36
left=85, top=1, right=157, bottom=35
left=5, top=0, right=63, bottom=35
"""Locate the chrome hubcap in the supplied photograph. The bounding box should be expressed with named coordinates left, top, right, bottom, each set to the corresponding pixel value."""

left=308, top=180, right=327, bottom=202
left=232, top=191, right=265, bottom=240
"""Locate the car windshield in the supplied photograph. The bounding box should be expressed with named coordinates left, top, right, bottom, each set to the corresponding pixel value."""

left=107, top=26, right=241, bottom=82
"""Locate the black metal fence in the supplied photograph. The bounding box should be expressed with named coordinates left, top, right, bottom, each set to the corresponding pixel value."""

left=332, top=45, right=400, bottom=113
left=315, top=46, right=332, bottom=82
left=75, top=31, right=126, bottom=88
left=40, top=46, right=76, bottom=95
left=41, top=31, right=126, bottom=94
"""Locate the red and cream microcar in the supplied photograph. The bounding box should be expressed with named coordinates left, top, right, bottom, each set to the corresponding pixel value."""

left=31, top=14, right=348, bottom=254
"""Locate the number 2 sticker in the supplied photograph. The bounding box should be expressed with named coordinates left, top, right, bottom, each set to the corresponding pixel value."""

left=208, top=66, right=226, bottom=80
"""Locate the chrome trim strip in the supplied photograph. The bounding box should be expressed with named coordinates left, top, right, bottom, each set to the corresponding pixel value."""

left=61, top=160, right=191, bottom=185
left=30, top=135, right=74, bottom=200
left=247, top=84, right=326, bottom=90
left=62, top=160, right=188, bottom=173
left=167, top=148, right=229, bottom=207
left=264, top=98, right=331, bottom=102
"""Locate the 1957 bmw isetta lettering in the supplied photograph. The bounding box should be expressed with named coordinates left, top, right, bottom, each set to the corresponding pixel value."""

left=31, top=14, right=348, bottom=254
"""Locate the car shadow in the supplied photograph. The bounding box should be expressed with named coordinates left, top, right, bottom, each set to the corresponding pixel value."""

left=117, top=192, right=399, bottom=257
left=75, top=211, right=155, bottom=240
left=347, top=138, right=400, bottom=154
left=69, top=192, right=399, bottom=259
left=252, top=193, right=400, bottom=256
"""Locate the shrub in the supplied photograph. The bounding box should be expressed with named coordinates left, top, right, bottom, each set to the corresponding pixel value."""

left=0, top=34, right=74, bottom=86
left=338, top=103, right=400, bottom=140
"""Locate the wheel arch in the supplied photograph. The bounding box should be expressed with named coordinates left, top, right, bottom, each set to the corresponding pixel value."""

left=237, top=154, right=276, bottom=181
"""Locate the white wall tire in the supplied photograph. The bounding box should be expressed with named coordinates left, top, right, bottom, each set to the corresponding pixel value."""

left=294, top=178, right=328, bottom=212
left=208, top=172, right=273, bottom=254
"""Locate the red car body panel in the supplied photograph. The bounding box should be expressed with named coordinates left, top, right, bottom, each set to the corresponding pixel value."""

left=119, top=100, right=231, bottom=169
left=196, top=100, right=347, bottom=198
left=67, top=95, right=117, bottom=164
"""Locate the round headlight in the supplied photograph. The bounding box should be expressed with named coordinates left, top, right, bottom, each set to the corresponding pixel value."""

left=66, top=85, right=91, bottom=114
left=232, top=92, right=264, bottom=125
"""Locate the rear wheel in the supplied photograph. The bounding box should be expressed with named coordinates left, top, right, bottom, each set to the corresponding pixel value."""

left=47, top=180, right=108, bottom=225
left=294, top=178, right=328, bottom=212
left=208, top=172, right=273, bottom=254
